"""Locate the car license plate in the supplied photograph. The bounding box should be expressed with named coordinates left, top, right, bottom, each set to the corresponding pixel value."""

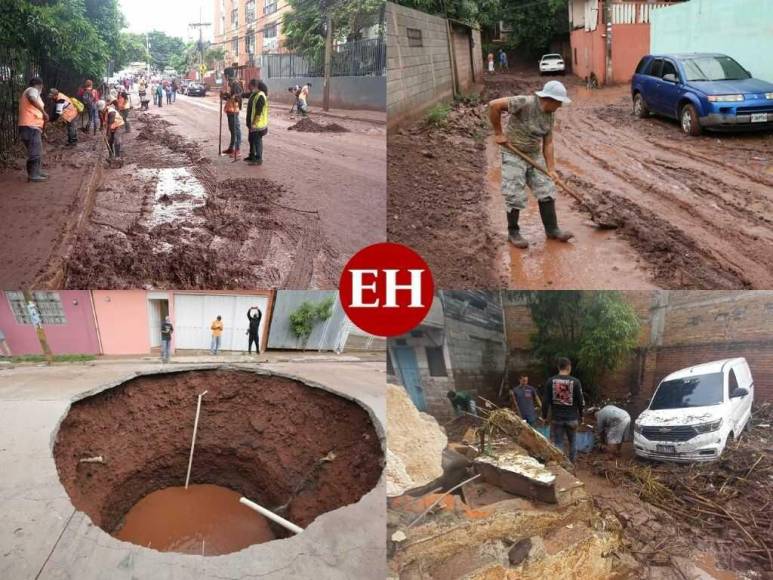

left=751, top=113, right=768, bottom=123
left=656, top=445, right=676, bottom=455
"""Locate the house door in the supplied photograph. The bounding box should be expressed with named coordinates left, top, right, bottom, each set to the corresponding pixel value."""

left=148, top=299, right=169, bottom=349
left=393, top=346, right=426, bottom=411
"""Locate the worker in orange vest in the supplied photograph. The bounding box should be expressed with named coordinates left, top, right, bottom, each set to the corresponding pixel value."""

left=18, top=77, right=49, bottom=182
left=97, top=99, right=125, bottom=160
left=49, top=88, right=79, bottom=146
left=116, top=87, right=131, bottom=132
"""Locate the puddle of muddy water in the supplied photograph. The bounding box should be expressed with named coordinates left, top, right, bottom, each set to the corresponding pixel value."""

left=114, top=483, right=275, bottom=555
left=137, top=167, right=207, bottom=227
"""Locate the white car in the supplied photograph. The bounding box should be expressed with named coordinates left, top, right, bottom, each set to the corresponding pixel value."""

left=539, top=54, right=565, bottom=75
left=633, top=358, right=754, bottom=462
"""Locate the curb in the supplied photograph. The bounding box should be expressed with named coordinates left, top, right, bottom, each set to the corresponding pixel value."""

left=33, top=139, right=104, bottom=288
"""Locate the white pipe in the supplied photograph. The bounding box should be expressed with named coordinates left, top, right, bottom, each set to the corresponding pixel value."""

left=239, top=497, right=304, bottom=534
left=184, top=390, right=208, bottom=489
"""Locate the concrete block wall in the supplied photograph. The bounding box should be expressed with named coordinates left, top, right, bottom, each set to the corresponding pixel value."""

left=386, top=2, right=453, bottom=127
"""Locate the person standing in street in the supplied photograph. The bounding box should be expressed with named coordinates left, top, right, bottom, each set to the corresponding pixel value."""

left=48, top=88, right=79, bottom=146
left=488, top=80, right=574, bottom=248
left=221, top=66, right=243, bottom=157
left=171, top=79, right=178, bottom=103
left=155, top=82, right=163, bottom=108
left=594, top=404, right=631, bottom=456
left=542, top=357, right=584, bottom=463
left=488, top=52, right=495, bottom=74
left=247, top=307, right=262, bottom=354
left=160, top=315, right=174, bottom=363
left=0, top=328, right=12, bottom=358
left=165, top=81, right=172, bottom=105
left=210, top=315, right=224, bottom=355
left=98, top=99, right=125, bottom=161
left=498, top=48, right=509, bottom=71
left=18, top=77, right=49, bottom=182
left=245, top=79, right=269, bottom=165
left=116, top=87, right=131, bottom=132
left=511, top=374, right=542, bottom=427
left=80, top=80, right=99, bottom=135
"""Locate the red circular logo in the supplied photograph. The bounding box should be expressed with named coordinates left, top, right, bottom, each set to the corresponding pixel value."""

left=339, top=243, right=434, bottom=337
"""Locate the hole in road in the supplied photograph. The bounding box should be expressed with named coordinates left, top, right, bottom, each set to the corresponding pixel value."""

left=53, top=368, right=383, bottom=555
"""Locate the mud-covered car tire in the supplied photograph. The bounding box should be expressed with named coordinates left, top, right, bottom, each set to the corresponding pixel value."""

left=633, top=93, right=650, bottom=118
left=681, top=104, right=702, bottom=136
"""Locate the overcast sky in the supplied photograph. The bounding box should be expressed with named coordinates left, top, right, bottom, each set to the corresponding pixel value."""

left=119, top=0, right=214, bottom=41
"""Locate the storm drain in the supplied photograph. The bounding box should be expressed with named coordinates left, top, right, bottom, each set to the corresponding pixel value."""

left=53, top=368, right=383, bottom=555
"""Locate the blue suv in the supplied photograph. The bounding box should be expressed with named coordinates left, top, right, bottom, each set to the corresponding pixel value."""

left=631, top=53, right=773, bottom=136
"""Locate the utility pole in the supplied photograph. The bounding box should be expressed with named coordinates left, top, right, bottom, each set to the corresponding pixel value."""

left=604, top=0, right=613, bottom=84
left=146, top=32, right=150, bottom=78
left=190, top=7, right=212, bottom=76
left=323, top=14, right=333, bottom=111
left=22, top=290, right=53, bottom=366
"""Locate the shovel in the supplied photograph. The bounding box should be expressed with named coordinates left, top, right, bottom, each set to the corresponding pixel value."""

left=101, top=132, right=123, bottom=168
left=498, top=141, right=617, bottom=229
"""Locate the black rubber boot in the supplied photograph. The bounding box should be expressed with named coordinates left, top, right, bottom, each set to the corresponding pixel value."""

left=507, top=209, right=529, bottom=249
left=538, top=199, right=573, bottom=242
left=29, top=160, right=47, bottom=182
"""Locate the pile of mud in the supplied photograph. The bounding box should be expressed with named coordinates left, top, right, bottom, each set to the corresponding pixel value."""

left=288, top=118, right=350, bottom=133
left=54, top=369, right=383, bottom=548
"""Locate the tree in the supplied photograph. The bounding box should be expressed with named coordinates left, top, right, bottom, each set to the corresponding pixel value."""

left=146, top=30, right=186, bottom=72
left=499, top=0, right=568, bottom=55
left=522, top=291, right=641, bottom=402
left=116, top=32, right=150, bottom=70
left=396, top=0, right=501, bottom=27
left=282, top=0, right=384, bottom=58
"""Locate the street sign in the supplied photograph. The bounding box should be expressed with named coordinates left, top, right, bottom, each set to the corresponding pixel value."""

left=199, top=64, right=207, bottom=76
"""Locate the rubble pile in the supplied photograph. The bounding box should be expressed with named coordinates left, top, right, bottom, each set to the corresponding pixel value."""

left=592, top=402, right=773, bottom=574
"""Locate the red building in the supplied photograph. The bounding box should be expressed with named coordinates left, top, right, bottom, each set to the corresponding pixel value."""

left=568, top=0, right=683, bottom=85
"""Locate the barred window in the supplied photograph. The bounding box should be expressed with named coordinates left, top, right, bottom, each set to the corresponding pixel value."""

left=6, top=291, right=67, bottom=325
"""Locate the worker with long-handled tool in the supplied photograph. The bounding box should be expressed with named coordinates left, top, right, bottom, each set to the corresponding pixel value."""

left=97, top=99, right=124, bottom=163
left=488, top=80, right=574, bottom=248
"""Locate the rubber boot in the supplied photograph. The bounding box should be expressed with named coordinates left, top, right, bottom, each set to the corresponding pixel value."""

left=539, top=199, right=573, bottom=242
left=29, top=160, right=47, bottom=182
left=507, top=209, right=529, bottom=249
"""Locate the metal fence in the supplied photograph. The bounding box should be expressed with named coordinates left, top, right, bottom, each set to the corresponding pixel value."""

left=261, top=37, right=386, bottom=79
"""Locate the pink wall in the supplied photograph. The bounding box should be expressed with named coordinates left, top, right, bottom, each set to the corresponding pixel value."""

left=570, top=22, right=651, bottom=86
left=570, top=26, right=607, bottom=85
left=0, top=291, right=100, bottom=355
left=92, top=290, right=151, bottom=355
left=611, top=23, right=650, bottom=84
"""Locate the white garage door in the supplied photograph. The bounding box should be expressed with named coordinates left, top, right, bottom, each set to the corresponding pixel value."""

left=173, top=294, right=269, bottom=352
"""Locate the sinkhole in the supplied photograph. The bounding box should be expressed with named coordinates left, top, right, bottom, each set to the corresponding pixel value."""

left=53, top=368, right=384, bottom=555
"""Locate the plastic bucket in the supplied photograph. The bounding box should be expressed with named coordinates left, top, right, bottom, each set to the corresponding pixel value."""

left=535, top=425, right=594, bottom=453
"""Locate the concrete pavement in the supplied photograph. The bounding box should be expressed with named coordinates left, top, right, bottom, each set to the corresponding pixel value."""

left=0, top=360, right=385, bottom=579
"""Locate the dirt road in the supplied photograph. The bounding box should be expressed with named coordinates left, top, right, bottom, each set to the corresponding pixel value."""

left=389, top=71, right=773, bottom=289
left=32, top=92, right=384, bottom=289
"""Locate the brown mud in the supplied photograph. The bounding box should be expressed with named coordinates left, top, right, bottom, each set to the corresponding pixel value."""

left=54, top=369, right=383, bottom=548
left=63, top=112, right=339, bottom=288
left=388, top=69, right=773, bottom=289
left=288, top=118, right=350, bottom=133
left=114, top=484, right=275, bottom=555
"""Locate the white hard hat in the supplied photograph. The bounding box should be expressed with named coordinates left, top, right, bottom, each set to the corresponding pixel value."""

left=536, top=80, right=571, bottom=104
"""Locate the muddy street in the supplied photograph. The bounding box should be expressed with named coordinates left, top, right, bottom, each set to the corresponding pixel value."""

left=388, top=70, right=773, bottom=289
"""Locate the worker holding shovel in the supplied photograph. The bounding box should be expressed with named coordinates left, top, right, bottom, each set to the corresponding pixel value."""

left=97, top=99, right=124, bottom=163
left=488, top=80, right=574, bottom=248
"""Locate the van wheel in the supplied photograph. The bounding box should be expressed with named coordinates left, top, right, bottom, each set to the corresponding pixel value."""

left=680, top=104, right=702, bottom=136
left=633, top=93, right=649, bottom=118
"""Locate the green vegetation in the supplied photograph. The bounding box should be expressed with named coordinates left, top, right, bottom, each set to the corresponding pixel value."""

left=282, top=0, right=384, bottom=58
left=396, top=0, right=569, bottom=55
left=289, top=297, right=335, bottom=347
left=426, top=103, right=452, bottom=127
left=8, top=354, right=97, bottom=363
left=521, top=291, right=641, bottom=402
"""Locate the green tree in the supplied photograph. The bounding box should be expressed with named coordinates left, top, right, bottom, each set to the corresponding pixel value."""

left=499, top=0, right=568, bottom=55
left=282, top=0, right=384, bottom=58
left=289, top=297, right=335, bottom=349
left=522, top=291, right=641, bottom=402
left=146, top=30, right=186, bottom=72
left=396, top=0, right=501, bottom=27
left=116, top=32, right=150, bottom=70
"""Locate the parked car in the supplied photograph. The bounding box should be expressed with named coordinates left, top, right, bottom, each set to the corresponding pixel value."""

left=186, top=82, right=207, bottom=96
left=539, top=54, right=565, bottom=75
left=631, top=53, right=773, bottom=135
left=633, top=358, right=754, bottom=463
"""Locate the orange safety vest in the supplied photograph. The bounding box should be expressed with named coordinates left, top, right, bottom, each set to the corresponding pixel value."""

left=59, top=94, right=79, bottom=123
left=224, top=95, right=240, bottom=114
left=107, top=105, right=125, bottom=131
left=18, top=87, right=45, bottom=129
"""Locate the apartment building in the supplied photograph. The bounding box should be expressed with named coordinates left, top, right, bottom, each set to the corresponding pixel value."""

left=213, top=0, right=291, bottom=68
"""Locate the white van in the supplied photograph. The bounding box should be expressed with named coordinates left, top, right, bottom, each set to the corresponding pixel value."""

left=633, top=358, right=753, bottom=462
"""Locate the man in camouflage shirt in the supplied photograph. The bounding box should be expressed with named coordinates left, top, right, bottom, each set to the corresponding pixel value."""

left=488, top=80, right=574, bottom=248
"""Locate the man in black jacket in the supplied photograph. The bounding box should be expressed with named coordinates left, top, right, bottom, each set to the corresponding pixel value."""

left=247, top=307, right=262, bottom=354
left=542, top=357, right=584, bottom=463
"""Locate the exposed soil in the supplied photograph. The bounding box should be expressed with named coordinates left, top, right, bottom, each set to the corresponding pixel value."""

left=53, top=369, right=383, bottom=546
left=64, top=112, right=340, bottom=289
left=288, top=118, right=350, bottom=133
left=388, top=69, right=773, bottom=289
